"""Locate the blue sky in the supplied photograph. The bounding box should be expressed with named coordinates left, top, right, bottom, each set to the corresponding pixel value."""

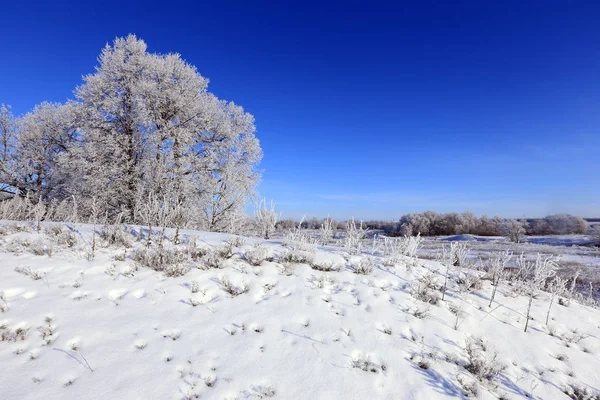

left=1, top=1, right=599, bottom=219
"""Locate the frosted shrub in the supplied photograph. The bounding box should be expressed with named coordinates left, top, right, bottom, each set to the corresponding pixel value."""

left=463, top=337, right=506, bottom=383
left=29, top=239, right=51, bottom=256
left=0, top=325, right=30, bottom=342
left=217, top=242, right=234, bottom=259
left=344, top=218, right=365, bottom=255
left=311, top=260, right=342, bottom=272
left=350, top=256, right=375, bottom=275
left=132, top=246, right=190, bottom=276
left=283, top=217, right=317, bottom=252
left=563, top=383, right=600, bottom=400
left=403, top=234, right=423, bottom=258
left=456, top=272, right=483, bottom=293
left=410, top=271, right=441, bottom=304
left=282, top=248, right=316, bottom=265
left=100, top=224, right=133, bottom=248
left=186, top=239, right=208, bottom=260
left=56, top=231, right=78, bottom=248
left=201, top=250, right=225, bottom=270
left=319, top=216, right=336, bottom=245
left=519, top=253, right=558, bottom=332
left=446, top=241, right=470, bottom=267
left=218, top=275, right=249, bottom=296
left=254, top=198, right=278, bottom=239
left=243, top=245, right=268, bottom=266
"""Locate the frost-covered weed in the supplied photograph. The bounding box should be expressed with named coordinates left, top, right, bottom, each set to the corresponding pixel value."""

left=132, top=246, right=190, bottom=276
left=243, top=245, right=268, bottom=266
left=349, top=257, right=374, bottom=275
left=310, top=260, right=342, bottom=272
left=463, top=336, right=506, bottom=383
left=410, top=271, right=440, bottom=304
left=100, top=224, right=133, bottom=248
left=218, top=275, right=249, bottom=296
left=281, top=248, right=315, bottom=265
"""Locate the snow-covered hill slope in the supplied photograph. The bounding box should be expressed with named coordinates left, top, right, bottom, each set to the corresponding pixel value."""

left=0, top=221, right=599, bottom=400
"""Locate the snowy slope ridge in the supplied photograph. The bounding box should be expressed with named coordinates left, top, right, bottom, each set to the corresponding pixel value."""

left=0, top=221, right=599, bottom=400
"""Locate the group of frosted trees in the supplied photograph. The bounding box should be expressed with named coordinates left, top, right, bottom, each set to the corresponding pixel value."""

left=0, top=35, right=262, bottom=232
left=398, top=211, right=587, bottom=238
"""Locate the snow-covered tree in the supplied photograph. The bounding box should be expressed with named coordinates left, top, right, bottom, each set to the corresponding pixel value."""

left=0, top=104, right=18, bottom=195
left=15, top=102, right=78, bottom=200
left=500, top=219, right=526, bottom=243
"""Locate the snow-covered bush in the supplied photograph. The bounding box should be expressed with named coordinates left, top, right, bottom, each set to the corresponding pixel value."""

left=254, top=199, right=278, bottom=239
left=100, top=224, right=133, bottom=248
left=201, top=250, right=225, bottom=270
left=218, top=275, right=249, bottom=296
left=319, top=216, right=336, bottom=245
left=444, top=241, right=470, bottom=267
left=563, top=383, right=600, bottom=400
left=349, top=256, right=375, bottom=275
left=310, top=260, right=342, bottom=272
left=456, top=271, right=483, bottom=293
left=410, top=271, right=441, bottom=304
left=186, top=238, right=208, bottom=260
left=463, top=336, right=506, bottom=383
left=344, top=218, right=365, bottom=255
left=131, top=246, right=190, bottom=276
left=281, top=248, right=315, bottom=265
left=243, top=245, right=268, bottom=266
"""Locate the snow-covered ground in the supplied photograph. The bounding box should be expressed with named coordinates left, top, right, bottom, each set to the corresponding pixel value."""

left=1, top=221, right=599, bottom=399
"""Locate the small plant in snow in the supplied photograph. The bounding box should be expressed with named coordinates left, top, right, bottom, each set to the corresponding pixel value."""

left=105, top=263, right=117, bottom=277
left=463, top=336, right=506, bottom=384
left=488, top=250, right=511, bottom=307
left=0, top=324, right=29, bottom=342
left=281, top=248, right=315, bottom=265
left=520, top=253, right=558, bottom=332
left=186, top=238, right=208, bottom=260
left=216, top=242, right=234, bottom=259
left=344, top=218, right=365, bottom=255
left=350, top=352, right=380, bottom=373
left=310, top=260, right=341, bottom=272
left=349, top=257, right=374, bottom=275
left=563, top=383, right=600, bottom=400
left=546, top=275, right=567, bottom=325
left=243, top=245, right=268, bottom=266
left=456, top=271, right=483, bottom=293
left=445, top=241, right=470, bottom=267
left=201, top=249, right=224, bottom=270
left=0, top=291, right=8, bottom=313
left=100, top=223, right=133, bottom=248
left=38, top=316, right=58, bottom=345
left=254, top=198, right=279, bottom=239
left=218, top=275, right=249, bottom=296
left=410, top=271, right=441, bottom=304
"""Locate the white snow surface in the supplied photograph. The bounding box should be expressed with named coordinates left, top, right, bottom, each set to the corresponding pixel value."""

left=1, top=221, right=599, bottom=400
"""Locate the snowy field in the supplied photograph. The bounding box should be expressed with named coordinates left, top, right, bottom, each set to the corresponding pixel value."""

left=1, top=221, right=599, bottom=400
left=417, top=235, right=600, bottom=296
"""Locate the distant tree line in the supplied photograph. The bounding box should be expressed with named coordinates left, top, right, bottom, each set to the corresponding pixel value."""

left=276, top=212, right=589, bottom=238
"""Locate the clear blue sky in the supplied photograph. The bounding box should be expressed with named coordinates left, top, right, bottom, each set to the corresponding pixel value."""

left=1, top=1, right=599, bottom=219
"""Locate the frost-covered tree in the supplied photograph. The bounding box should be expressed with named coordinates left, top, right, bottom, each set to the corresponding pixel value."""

left=53, top=34, right=261, bottom=228
left=500, top=219, right=526, bottom=243
left=15, top=102, right=78, bottom=200
left=0, top=104, right=18, bottom=195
